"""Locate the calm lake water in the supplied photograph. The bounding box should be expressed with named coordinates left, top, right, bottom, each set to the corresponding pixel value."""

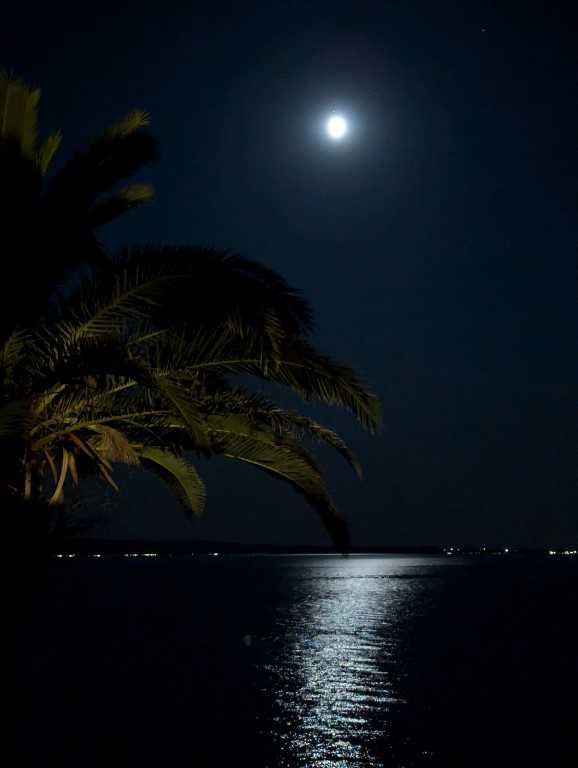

left=14, top=555, right=577, bottom=766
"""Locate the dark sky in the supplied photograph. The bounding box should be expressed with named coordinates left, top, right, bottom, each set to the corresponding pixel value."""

left=3, top=1, right=576, bottom=546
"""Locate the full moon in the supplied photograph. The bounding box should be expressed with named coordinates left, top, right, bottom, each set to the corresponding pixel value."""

left=326, top=114, right=348, bottom=140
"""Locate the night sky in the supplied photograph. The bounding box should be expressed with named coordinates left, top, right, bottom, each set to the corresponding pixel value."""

left=3, top=1, right=576, bottom=546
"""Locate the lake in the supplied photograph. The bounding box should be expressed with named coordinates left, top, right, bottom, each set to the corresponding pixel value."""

left=13, top=554, right=577, bottom=766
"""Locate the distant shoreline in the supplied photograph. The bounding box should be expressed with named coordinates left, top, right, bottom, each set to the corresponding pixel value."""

left=43, top=539, right=576, bottom=558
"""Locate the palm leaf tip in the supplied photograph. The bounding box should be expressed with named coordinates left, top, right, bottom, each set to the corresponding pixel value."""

left=88, top=183, right=155, bottom=228
left=216, top=433, right=349, bottom=550
left=36, top=130, right=63, bottom=174
left=139, top=447, right=206, bottom=518
left=361, top=390, right=382, bottom=433
left=321, top=506, right=350, bottom=554
left=311, top=424, right=363, bottom=478
left=90, top=425, right=139, bottom=465
left=271, top=342, right=383, bottom=432
left=305, top=498, right=350, bottom=553
left=106, top=109, right=151, bottom=138
left=0, top=72, right=40, bottom=155
left=119, top=183, right=154, bottom=203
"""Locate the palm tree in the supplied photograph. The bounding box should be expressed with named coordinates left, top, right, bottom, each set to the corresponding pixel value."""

left=3, top=248, right=380, bottom=548
left=0, top=75, right=381, bottom=549
left=0, top=71, right=157, bottom=342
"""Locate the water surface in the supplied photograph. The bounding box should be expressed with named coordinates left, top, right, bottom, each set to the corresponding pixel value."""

left=14, top=555, right=577, bottom=766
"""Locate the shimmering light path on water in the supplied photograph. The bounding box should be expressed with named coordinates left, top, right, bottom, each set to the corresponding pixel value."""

left=259, top=556, right=433, bottom=766
left=14, top=554, right=577, bottom=767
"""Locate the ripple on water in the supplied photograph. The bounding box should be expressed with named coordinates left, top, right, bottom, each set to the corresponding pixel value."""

left=258, top=556, right=429, bottom=766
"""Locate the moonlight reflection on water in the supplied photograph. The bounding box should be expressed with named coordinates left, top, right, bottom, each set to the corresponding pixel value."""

left=15, top=554, right=577, bottom=766
left=262, top=557, right=422, bottom=767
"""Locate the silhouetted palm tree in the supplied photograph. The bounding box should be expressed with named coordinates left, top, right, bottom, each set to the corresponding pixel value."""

left=0, top=74, right=380, bottom=548
left=0, top=72, right=157, bottom=342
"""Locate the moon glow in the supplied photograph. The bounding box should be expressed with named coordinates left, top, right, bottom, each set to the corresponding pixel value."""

left=326, top=114, right=348, bottom=140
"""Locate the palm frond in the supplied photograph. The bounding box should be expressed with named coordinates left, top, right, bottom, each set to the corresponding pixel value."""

left=0, top=331, right=28, bottom=388
left=68, top=450, right=79, bottom=485
left=36, top=130, right=63, bottom=174
left=88, top=183, right=154, bottom=228
left=214, top=431, right=349, bottom=551
left=49, top=245, right=314, bottom=360
left=48, top=447, right=70, bottom=505
left=0, top=77, right=379, bottom=544
left=51, top=264, right=179, bottom=341
left=0, top=72, right=40, bottom=156
left=119, top=245, right=313, bottom=339
left=154, top=377, right=209, bottom=449
left=153, top=335, right=381, bottom=432
left=261, top=339, right=382, bottom=432
left=105, top=110, right=151, bottom=138
left=24, top=332, right=152, bottom=397
left=88, top=424, right=139, bottom=465
left=68, top=433, right=119, bottom=492
left=44, top=118, right=159, bottom=215
left=139, top=447, right=206, bottom=517
left=202, top=390, right=362, bottom=476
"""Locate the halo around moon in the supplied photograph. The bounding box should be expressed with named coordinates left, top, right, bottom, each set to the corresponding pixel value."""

left=326, top=114, right=348, bottom=140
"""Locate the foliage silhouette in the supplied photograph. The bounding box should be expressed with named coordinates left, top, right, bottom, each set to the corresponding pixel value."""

left=0, top=73, right=380, bottom=550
